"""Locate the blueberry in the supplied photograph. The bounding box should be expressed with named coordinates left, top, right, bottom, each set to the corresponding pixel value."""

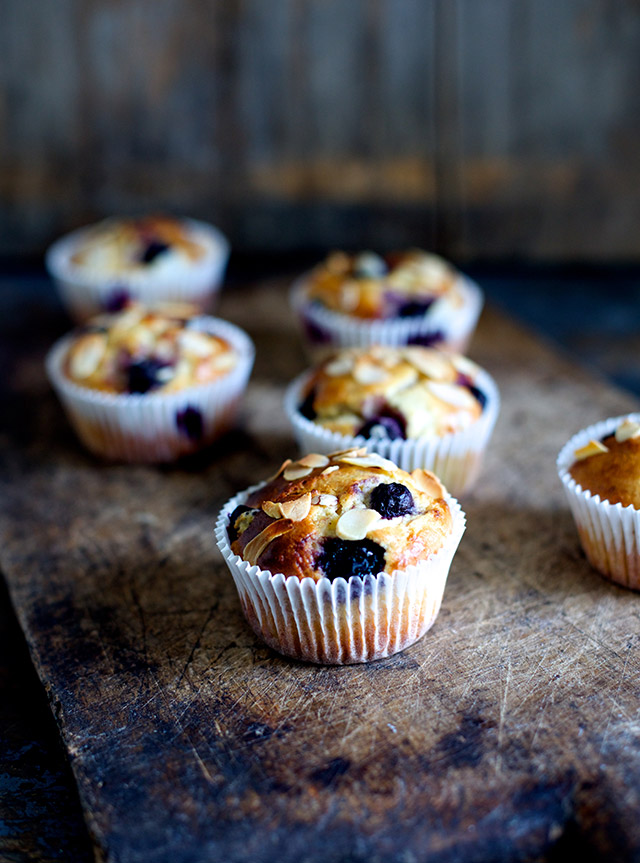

left=396, top=299, right=435, bottom=318
left=104, top=287, right=130, bottom=312
left=455, top=373, right=486, bottom=411
left=358, top=415, right=405, bottom=441
left=303, top=315, right=331, bottom=345
left=316, top=538, right=386, bottom=581
left=369, top=482, right=415, bottom=519
left=227, top=505, right=253, bottom=543
left=408, top=330, right=445, bottom=347
left=140, top=241, right=170, bottom=264
left=298, top=388, right=317, bottom=421
left=126, top=358, right=171, bottom=394
left=176, top=406, right=203, bottom=441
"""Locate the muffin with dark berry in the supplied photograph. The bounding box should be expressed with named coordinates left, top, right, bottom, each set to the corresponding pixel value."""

left=557, top=414, right=640, bottom=590
left=290, top=249, right=483, bottom=357
left=285, top=345, right=499, bottom=497
left=46, top=301, right=254, bottom=462
left=216, top=448, right=466, bottom=664
left=46, top=214, right=230, bottom=321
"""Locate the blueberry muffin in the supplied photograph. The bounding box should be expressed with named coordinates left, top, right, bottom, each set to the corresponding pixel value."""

left=46, top=302, right=254, bottom=463
left=557, top=414, right=640, bottom=590
left=285, top=345, right=500, bottom=497
left=217, top=448, right=466, bottom=663
left=291, top=249, right=483, bottom=356
left=46, top=215, right=230, bottom=321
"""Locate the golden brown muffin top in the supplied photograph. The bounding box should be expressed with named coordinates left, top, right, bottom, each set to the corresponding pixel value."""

left=63, top=302, right=236, bottom=394
left=569, top=419, right=640, bottom=508
left=227, top=448, right=453, bottom=582
left=303, top=249, right=460, bottom=319
left=299, top=345, right=485, bottom=439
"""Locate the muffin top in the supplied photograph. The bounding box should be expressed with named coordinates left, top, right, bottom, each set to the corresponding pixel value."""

left=227, top=448, right=453, bottom=581
left=69, top=215, right=207, bottom=276
left=303, top=249, right=461, bottom=319
left=569, top=418, right=640, bottom=508
left=63, top=302, right=237, bottom=394
left=298, top=345, right=486, bottom=440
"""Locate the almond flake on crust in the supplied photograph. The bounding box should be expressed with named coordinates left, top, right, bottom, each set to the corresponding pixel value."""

left=426, top=380, right=476, bottom=409
left=338, top=453, right=398, bottom=471
left=615, top=419, right=640, bottom=443
left=283, top=463, right=314, bottom=481
left=404, top=349, right=451, bottom=381
left=312, top=493, right=339, bottom=507
left=574, top=439, right=609, bottom=461
left=69, top=333, right=107, bottom=379
left=243, top=521, right=294, bottom=566
left=325, top=355, right=355, bottom=377
left=262, top=500, right=283, bottom=519
left=279, top=493, right=312, bottom=522
left=410, top=468, right=446, bottom=498
left=265, top=459, right=292, bottom=483
left=336, top=508, right=382, bottom=540
left=353, top=362, right=387, bottom=385
left=329, top=447, right=367, bottom=459
left=321, top=465, right=339, bottom=475
left=297, top=453, right=330, bottom=468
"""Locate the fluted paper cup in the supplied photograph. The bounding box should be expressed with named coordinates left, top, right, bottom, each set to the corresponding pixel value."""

left=290, top=272, right=483, bottom=361
left=46, top=218, right=230, bottom=322
left=215, top=482, right=466, bottom=664
left=284, top=368, right=500, bottom=497
left=557, top=413, right=640, bottom=590
left=46, top=316, right=254, bottom=463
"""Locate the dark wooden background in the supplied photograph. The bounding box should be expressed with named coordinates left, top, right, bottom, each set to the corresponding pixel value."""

left=2, top=0, right=640, bottom=260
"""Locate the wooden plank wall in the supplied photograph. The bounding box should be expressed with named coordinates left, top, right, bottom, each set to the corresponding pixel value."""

left=1, top=0, right=639, bottom=260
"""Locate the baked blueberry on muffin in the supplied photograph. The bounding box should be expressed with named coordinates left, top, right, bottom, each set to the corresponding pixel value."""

left=290, top=249, right=483, bottom=356
left=46, top=302, right=254, bottom=462
left=46, top=215, right=230, bottom=321
left=285, top=345, right=500, bottom=497
left=557, top=414, right=640, bottom=590
left=216, top=448, right=466, bottom=663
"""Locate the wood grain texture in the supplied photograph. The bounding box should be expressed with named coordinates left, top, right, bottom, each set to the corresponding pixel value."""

left=2, top=279, right=640, bottom=862
left=2, top=0, right=640, bottom=258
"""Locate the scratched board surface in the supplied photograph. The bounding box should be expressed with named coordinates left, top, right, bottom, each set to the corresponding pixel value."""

left=1, top=282, right=640, bottom=863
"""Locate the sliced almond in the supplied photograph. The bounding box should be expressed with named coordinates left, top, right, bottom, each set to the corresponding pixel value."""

left=321, top=465, right=339, bottom=475
left=329, top=447, right=367, bottom=459
left=325, top=355, right=355, bottom=377
left=338, top=453, right=398, bottom=472
left=179, top=329, right=215, bottom=358
left=312, top=493, right=338, bottom=508
left=404, top=348, right=451, bottom=381
left=69, top=333, right=107, bottom=379
left=262, top=500, right=283, bottom=519
left=336, top=508, right=382, bottom=540
left=615, top=420, right=640, bottom=443
left=410, top=468, right=446, bottom=498
left=283, top=463, right=313, bottom=481
left=574, top=439, right=609, bottom=461
left=265, top=459, right=292, bottom=483
left=279, top=493, right=312, bottom=522
left=426, top=380, right=476, bottom=409
left=297, top=453, right=330, bottom=468
left=243, top=521, right=293, bottom=566
left=353, top=362, right=386, bottom=385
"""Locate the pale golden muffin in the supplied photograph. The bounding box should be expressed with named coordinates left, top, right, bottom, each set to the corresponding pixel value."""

left=227, top=448, right=452, bottom=582
left=569, top=420, right=640, bottom=508
left=298, top=345, right=486, bottom=440
left=305, top=250, right=459, bottom=319
left=63, top=302, right=237, bottom=395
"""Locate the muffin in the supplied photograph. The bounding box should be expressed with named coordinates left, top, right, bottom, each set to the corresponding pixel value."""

left=216, top=448, right=466, bottom=664
left=46, top=301, right=254, bottom=462
left=284, top=345, right=499, bottom=497
left=46, top=215, right=230, bottom=321
left=557, top=413, right=640, bottom=590
left=290, top=249, right=483, bottom=358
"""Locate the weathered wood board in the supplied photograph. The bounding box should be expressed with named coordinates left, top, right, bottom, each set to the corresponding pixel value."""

left=1, top=281, right=640, bottom=863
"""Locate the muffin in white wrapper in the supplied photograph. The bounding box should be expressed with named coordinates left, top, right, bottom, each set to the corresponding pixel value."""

left=284, top=359, right=500, bottom=498
left=557, top=413, right=640, bottom=591
left=46, top=217, right=230, bottom=322
left=216, top=481, right=466, bottom=664
left=291, top=272, right=483, bottom=361
left=46, top=315, right=254, bottom=463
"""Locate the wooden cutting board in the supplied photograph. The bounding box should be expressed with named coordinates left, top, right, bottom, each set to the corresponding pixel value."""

left=1, top=281, right=640, bottom=863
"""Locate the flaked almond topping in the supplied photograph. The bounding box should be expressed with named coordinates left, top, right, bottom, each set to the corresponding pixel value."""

left=69, top=333, right=107, bottom=379
left=615, top=419, right=640, bottom=443
left=574, top=439, right=609, bottom=461
left=262, top=500, right=283, bottom=519
left=283, top=463, right=314, bottom=481
left=410, top=468, right=446, bottom=498
left=338, top=453, right=398, bottom=471
left=279, top=493, right=312, bottom=522
left=321, top=465, right=339, bottom=475
left=450, top=354, right=479, bottom=378
left=426, top=380, right=476, bottom=409
left=265, top=459, right=291, bottom=483
left=404, top=348, right=451, bottom=381
left=353, top=362, right=387, bottom=385
left=243, top=521, right=293, bottom=566
left=329, top=447, right=367, bottom=459
left=179, top=329, right=215, bottom=357
left=312, top=493, right=339, bottom=507
left=297, top=453, right=330, bottom=468
left=336, top=508, right=382, bottom=541
left=325, top=355, right=355, bottom=377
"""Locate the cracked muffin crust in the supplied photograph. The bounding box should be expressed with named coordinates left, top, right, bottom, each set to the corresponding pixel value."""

left=569, top=418, right=640, bottom=508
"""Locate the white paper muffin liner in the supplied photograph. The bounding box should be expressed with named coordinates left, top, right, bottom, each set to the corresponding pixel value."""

left=46, top=218, right=230, bottom=322
left=215, top=481, right=466, bottom=664
left=45, top=316, right=254, bottom=463
left=290, top=272, right=484, bottom=360
left=557, top=413, right=640, bottom=590
left=284, top=367, right=500, bottom=497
